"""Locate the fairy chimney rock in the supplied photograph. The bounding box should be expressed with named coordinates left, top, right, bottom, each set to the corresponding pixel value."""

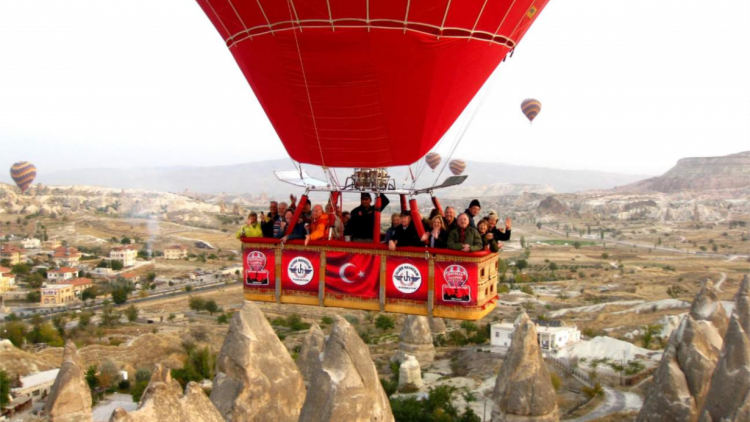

left=297, top=323, right=326, bottom=384
left=210, top=300, right=306, bottom=422
left=492, top=312, right=559, bottom=422
left=110, top=381, right=223, bottom=422
left=637, top=315, right=723, bottom=422
left=299, top=316, right=394, bottom=422
left=44, top=341, right=93, bottom=422
left=398, top=355, right=423, bottom=391
left=690, top=280, right=729, bottom=337
left=139, top=364, right=182, bottom=406
left=735, top=275, right=750, bottom=335
left=393, top=315, right=435, bottom=367
left=698, top=316, right=750, bottom=422
left=428, top=316, right=447, bottom=335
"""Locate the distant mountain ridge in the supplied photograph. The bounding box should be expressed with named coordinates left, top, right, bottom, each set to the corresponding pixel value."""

left=616, top=151, right=750, bottom=193
left=8, top=159, right=651, bottom=196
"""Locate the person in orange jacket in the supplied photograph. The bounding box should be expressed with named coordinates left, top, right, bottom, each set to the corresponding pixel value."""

left=305, top=205, right=329, bottom=246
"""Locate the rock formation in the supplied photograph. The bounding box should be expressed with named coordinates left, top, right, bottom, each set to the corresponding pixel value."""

left=398, top=355, right=423, bottom=391
left=637, top=316, right=723, bottom=422
left=735, top=275, right=750, bottom=335
left=537, top=196, right=568, bottom=215
left=393, top=315, right=435, bottom=367
left=44, top=341, right=92, bottom=422
left=428, top=316, right=447, bottom=336
left=110, top=379, right=223, bottom=422
left=299, top=316, right=394, bottom=422
left=297, top=323, right=326, bottom=384
left=689, top=281, right=729, bottom=337
left=698, top=316, right=750, bottom=422
left=210, top=301, right=305, bottom=422
left=138, top=364, right=182, bottom=406
left=492, top=313, right=559, bottom=422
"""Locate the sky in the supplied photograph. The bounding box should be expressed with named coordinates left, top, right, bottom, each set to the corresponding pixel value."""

left=1, top=0, right=749, bottom=179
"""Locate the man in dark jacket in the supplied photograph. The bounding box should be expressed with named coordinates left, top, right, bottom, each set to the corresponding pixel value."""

left=464, top=199, right=481, bottom=229
left=345, top=193, right=390, bottom=242
left=261, top=201, right=280, bottom=238
left=447, top=214, right=484, bottom=252
left=388, top=212, right=423, bottom=250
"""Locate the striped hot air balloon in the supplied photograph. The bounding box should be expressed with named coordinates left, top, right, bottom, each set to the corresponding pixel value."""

left=448, top=159, right=466, bottom=176
left=425, top=152, right=441, bottom=171
left=10, top=162, right=37, bottom=192
left=521, top=99, right=542, bottom=123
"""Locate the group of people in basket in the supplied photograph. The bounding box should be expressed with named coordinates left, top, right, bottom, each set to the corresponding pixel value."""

left=236, top=193, right=511, bottom=253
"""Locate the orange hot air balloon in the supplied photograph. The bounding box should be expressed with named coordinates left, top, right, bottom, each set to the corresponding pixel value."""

left=10, top=161, right=37, bottom=192
left=425, top=152, right=441, bottom=171
left=448, top=159, right=466, bottom=176
left=521, top=99, right=542, bottom=123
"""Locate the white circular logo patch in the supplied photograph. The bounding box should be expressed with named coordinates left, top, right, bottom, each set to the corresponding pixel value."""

left=287, top=257, right=314, bottom=286
left=392, top=263, right=422, bottom=294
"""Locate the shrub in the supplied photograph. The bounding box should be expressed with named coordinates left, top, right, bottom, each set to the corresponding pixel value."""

left=321, top=315, right=334, bottom=326
left=375, top=315, right=395, bottom=331
left=460, top=321, right=477, bottom=333
left=582, top=382, right=604, bottom=399
left=550, top=373, right=561, bottom=391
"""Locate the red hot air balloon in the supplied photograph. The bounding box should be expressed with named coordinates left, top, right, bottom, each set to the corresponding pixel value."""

left=449, top=159, right=466, bottom=176
left=197, top=0, right=550, bottom=168
left=521, top=98, right=542, bottom=123
left=10, top=162, right=37, bottom=192
left=425, top=152, right=441, bottom=171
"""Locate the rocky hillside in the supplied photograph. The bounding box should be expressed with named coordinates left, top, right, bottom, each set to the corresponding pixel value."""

left=617, top=151, right=750, bottom=194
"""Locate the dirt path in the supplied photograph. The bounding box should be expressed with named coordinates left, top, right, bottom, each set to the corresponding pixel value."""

left=564, top=387, right=642, bottom=422
left=715, top=272, right=728, bottom=292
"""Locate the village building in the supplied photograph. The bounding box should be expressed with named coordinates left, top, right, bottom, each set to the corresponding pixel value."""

left=42, top=239, right=62, bottom=249
left=46, top=267, right=79, bottom=283
left=0, top=266, right=16, bottom=293
left=11, top=368, right=60, bottom=404
left=0, top=245, right=24, bottom=265
left=491, top=320, right=581, bottom=351
left=163, top=245, right=188, bottom=260
left=41, top=284, right=76, bottom=305
left=20, top=238, right=41, bottom=249
left=110, top=245, right=138, bottom=267
left=68, top=278, right=93, bottom=297
left=51, top=246, right=81, bottom=266
left=92, top=267, right=114, bottom=277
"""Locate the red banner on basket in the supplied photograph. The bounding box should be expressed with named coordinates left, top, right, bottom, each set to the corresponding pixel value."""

left=434, top=262, right=478, bottom=306
left=325, top=252, right=380, bottom=300
left=385, top=257, right=429, bottom=302
left=281, top=250, right=320, bottom=294
left=243, top=248, right=275, bottom=289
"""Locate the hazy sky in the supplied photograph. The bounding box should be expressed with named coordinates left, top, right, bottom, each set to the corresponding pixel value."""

left=1, top=0, right=749, bottom=179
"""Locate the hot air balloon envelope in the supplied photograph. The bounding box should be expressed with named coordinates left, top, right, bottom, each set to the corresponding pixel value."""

left=449, top=159, right=466, bottom=176
left=425, top=152, right=442, bottom=170
left=521, top=98, right=542, bottom=122
left=197, top=0, right=549, bottom=168
left=10, top=162, right=37, bottom=192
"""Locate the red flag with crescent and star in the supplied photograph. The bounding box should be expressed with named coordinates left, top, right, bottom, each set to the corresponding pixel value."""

left=324, top=252, right=380, bottom=300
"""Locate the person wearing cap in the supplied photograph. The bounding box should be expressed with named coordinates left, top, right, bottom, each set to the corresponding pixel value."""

left=447, top=213, right=484, bottom=252
left=487, top=210, right=512, bottom=241
left=235, top=212, right=263, bottom=239
left=464, top=199, right=481, bottom=229
left=345, top=192, right=390, bottom=242
left=388, top=211, right=423, bottom=250
left=261, top=201, right=280, bottom=238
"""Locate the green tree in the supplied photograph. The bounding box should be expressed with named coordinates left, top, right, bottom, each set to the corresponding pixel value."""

left=85, top=365, right=99, bottom=390
left=111, top=287, right=129, bottom=305
left=217, top=314, right=230, bottom=324
left=147, top=272, right=157, bottom=283
left=641, top=324, right=662, bottom=349
left=188, top=296, right=206, bottom=312
left=52, top=314, right=68, bottom=339
left=120, top=237, right=131, bottom=245
left=514, top=259, right=528, bottom=272
left=26, top=322, right=63, bottom=347
left=520, top=236, right=526, bottom=248
left=111, top=260, right=124, bottom=271
left=0, top=370, right=11, bottom=408
left=81, top=287, right=98, bottom=301
left=26, top=290, right=41, bottom=303
left=573, top=241, right=582, bottom=249
left=375, top=315, right=395, bottom=331
left=78, top=312, right=92, bottom=329
left=1, top=320, right=28, bottom=347
left=460, top=321, right=477, bottom=333
left=100, top=304, right=121, bottom=327
left=125, top=305, right=139, bottom=322
left=203, top=299, right=220, bottom=315
left=27, top=272, right=44, bottom=288
left=11, top=263, right=31, bottom=276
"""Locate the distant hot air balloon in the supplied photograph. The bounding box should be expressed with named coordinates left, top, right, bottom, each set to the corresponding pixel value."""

left=521, top=99, right=542, bottom=123
left=449, top=159, right=466, bottom=176
left=10, top=161, right=37, bottom=192
left=425, top=152, right=441, bottom=171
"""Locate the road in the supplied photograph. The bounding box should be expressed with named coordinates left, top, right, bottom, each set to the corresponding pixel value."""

left=565, top=387, right=641, bottom=422
left=715, top=272, right=728, bottom=291
left=541, top=227, right=750, bottom=260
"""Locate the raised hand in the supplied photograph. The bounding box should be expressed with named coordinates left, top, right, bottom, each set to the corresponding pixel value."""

left=505, top=217, right=512, bottom=231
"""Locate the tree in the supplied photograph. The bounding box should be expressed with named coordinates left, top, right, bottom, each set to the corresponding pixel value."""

left=641, top=324, right=662, bottom=349
left=52, top=314, right=68, bottom=339
left=204, top=300, right=220, bottom=315
left=111, top=285, right=129, bottom=305
left=519, top=236, right=526, bottom=248
left=27, top=272, right=44, bottom=289
left=111, top=260, right=124, bottom=271
left=573, top=241, right=582, bottom=249
left=26, top=322, right=63, bottom=347
left=0, top=370, right=11, bottom=408
left=188, top=296, right=206, bottom=312
left=217, top=314, right=230, bottom=324
left=78, top=312, right=92, bottom=329
left=125, top=305, right=139, bottom=322
left=375, top=315, right=395, bottom=331
left=81, top=287, right=98, bottom=301
left=536, top=222, right=542, bottom=230
left=85, top=365, right=99, bottom=390
left=26, top=290, right=41, bottom=303
left=120, top=237, right=131, bottom=245
left=460, top=321, right=477, bottom=333
left=147, top=272, right=157, bottom=283
left=100, top=304, right=121, bottom=327
left=11, top=263, right=31, bottom=276
left=514, top=259, right=528, bottom=272
left=1, top=321, right=28, bottom=347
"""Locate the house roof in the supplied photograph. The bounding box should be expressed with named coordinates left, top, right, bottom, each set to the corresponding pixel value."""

left=0, top=245, right=23, bottom=254
left=17, top=369, right=60, bottom=389
left=111, top=245, right=138, bottom=252
left=120, top=272, right=139, bottom=279
left=53, top=246, right=80, bottom=258
left=0, top=266, right=10, bottom=273
left=49, top=267, right=78, bottom=274
left=69, top=277, right=93, bottom=287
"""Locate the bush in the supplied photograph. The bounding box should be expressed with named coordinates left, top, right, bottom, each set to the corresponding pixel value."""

left=448, top=330, right=468, bottom=347
left=582, top=382, right=604, bottom=399
left=111, top=286, right=129, bottom=305
left=550, top=373, right=561, bottom=391
left=497, top=284, right=510, bottom=294
left=460, top=321, right=477, bottom=333
left=125, top=305, right=139, bottom=322
left=321, top=315, right=334, bottom=326
left=118, top=379, right=131, bottom=391
left=375, top=315, right=395, bottom=331
left=217, top=314, right=230, bottom=324
left=286, top=314, right=310, bottom=331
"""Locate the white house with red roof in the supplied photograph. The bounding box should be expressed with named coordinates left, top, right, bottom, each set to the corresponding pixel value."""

left=47, top=267, right=79, bottom=283
left=163, top=245, right=188, bottom=260
left=0, top=245, right=24, bottom=265
left=51, top=246, right=81, bottom=266
left=110, top=245, right=138, bottom=267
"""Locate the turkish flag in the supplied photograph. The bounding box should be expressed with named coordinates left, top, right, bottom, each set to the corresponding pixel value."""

left=325, top=252, right=380, bottom=300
